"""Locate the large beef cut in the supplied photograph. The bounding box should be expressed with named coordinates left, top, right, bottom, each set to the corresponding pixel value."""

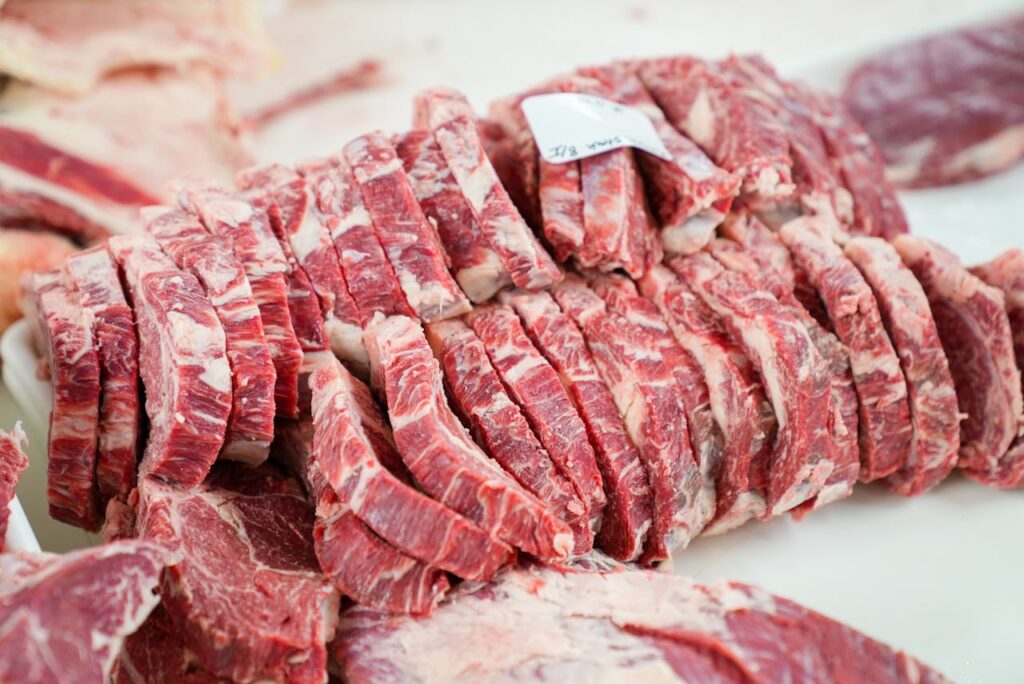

left=0, top=540, right=172, bottom=683
left=334, top=563, right=950, bottom=684
left=0, top=423, right=29, bottom=550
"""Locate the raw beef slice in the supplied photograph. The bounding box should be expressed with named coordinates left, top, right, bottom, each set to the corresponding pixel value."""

left=972, top=248, right=1024, bottom=396
left=0, top=423, right=29, bottom=550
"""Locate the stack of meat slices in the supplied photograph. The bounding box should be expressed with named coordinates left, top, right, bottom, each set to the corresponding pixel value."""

left=20, top=51, right=1023, bottom=664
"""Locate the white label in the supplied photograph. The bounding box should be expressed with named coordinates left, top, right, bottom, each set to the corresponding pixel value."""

left=521, top=93, right=672, bottom=164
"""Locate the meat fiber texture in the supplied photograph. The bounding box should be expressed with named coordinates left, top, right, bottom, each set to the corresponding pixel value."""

left=364, top=315, right=574, bottom=561
left=144, top=205, right=276, bottom=465
left=0, top=422, right=29, bottom=551
left=0, top=540, right=172, bottom=684
left=113, top=605, right=224, bottom=684
left=843, top=15, right=1024, bottom=188
left=972, top=248, right=1024, bottom=398
left=135, top=463, right=339, bottom=684
left=25, top=268, right=102, bottom=530
left=894, top=235, right=1024, bottom=488
left=108, top=235, right=232, bottom=487
left=334, top=563, right=950, bottom=684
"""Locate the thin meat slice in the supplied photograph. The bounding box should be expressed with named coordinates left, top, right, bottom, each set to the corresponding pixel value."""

left=671, top=253, right=834, bottom=514
left=425, top=318, right=590, bottom=554
left=272, top=417, right=451, bottom=616
left=310, top=357, right=513, bottom=580
left=395, top=129, right=512, bottom=302
left=24, top=269, right=101, bottom=530
left=893, top=235, right=1024, bottom=488
left=638, top=56, right=794, bottom=202
left=972, top=248, right=1024, bottom=396
left=144, top=206, right=276, bottom=466
left=364, top=315, right=573, bottom=561
left=499, top=289, right=653, bottom=562
left=844, top=237, right=960, bottom=494
left=465, top=304, right=607, bottom=532
left=63, top=246, right=139, bottom=504
left=780, top=219, right=914, bottom=482
left=136, top=464, right=339, bottom=684
left=0, top=541, right=172, bottom=684
left=299, top=157, right=415, bottom=322
left=553, top=277, right=702, bottom=561
left=638, top=265, right=775, bottom=532
left=107, top=235, right=231, bottom=487
left=538, top=156, right=586, bottom=262
left=590, top=274, right=721, bottom=530
left=484, top=98, right=543, bottom=231
left=175, top=181, right=304, bottom=418
left=238, top=164, right=366, bottom=368
left=343, top=131, right=471, bottom=322
left=0, top=424, right=29, bottom=551
left=417, top=87, right=562, bottom=289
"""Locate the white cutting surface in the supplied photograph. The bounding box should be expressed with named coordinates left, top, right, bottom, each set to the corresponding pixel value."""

left=4, top=0, right=1023, bottom=682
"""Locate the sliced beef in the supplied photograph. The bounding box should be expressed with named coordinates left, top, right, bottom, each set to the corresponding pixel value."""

left=590, top=274, right=721, bottom=530
left=893, top=235, right=1024, bottom=487
left=144, top=206, right=276, bottom=466
left=484, top=97, right=544, bottom=230
left=538, top=155, right=586, bottom=262
left=298, top=156, right=415, bottom=321
left=638, top=56, right=794, bottom=202
left=499, top=289, right=654, bottom=562
left=334, top=563, right=949, bottom=684
left=63, top=246, right=139, bottom=505
left=638, top=265, right=774, bottom=532
left=107, top=235, right=231, bottom=487
left=25, top=269, right=101, bottom=529
left=972, top=248, right=1024, bottom=396
left=175, top=181, right=304, bottom=418
left=780, top=219, right=914, bottom=482
left=309, top=356, right=513, bottom=580
left=843, top=16, right=1024, bottom=188
left=425, top=318, right=590, bottom=554
left=136, top=463, right=339, bottom=684
left=671, top=252, right=834, bottom=514
left=343, top=132, right=472, bottom=322
left=465, top=304, right=607, bottom=536
left=553, top=277, right=702, bottom=561
left=0, top=423, right=29, bottom=550
left=416, top=87, right=563, bottom=289
left=395, top=129, right=512, bottom=302
left=0, top=541, right=171, bottom=684
left=844, top=237, right=961, bottom=494
left=363, top=315, right=573, bottom=561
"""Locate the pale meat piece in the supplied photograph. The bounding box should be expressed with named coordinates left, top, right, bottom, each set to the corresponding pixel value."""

left=417, top=87, right=563, bottom=289
left=175, top=181, right=305, bottom=418
left=24, top=269, right=101, bottom=530
left=843, top=16, right=1024, bottom=188
left=465, top=304, right=607, bottom=534
left=363, top=315, right=573, bottom=561
left=272, top=417, right=452, bottom=616
left=343, top=131, right=471, bottom=322
left=107, top=235, right=231, bottom=487
left=335, top=563, right=950, bottom=684
left=579, top=63, right=741, bottom=254
left=0, top=541, right=172, bottom=684
left=298, top=156, right=414, bottom=322
left=310, top=357, right=513, bottom=580
left=62, top=246, right=139, bottom=504
left=671, top=253, right=834, bottom=514
left=638, top=56, right=794, bottom=201
left=842, top=237, right=960, bottom=494
left=0, top=228, right=75, bottom=336
left=0, top=423, right=29, bottom=551
left=590, top=274, right=722, bottom=530
left=553, top=277, right=702, bottom=561
left=0, top=0, right=269, bottom=94
left=972, top=248, right=1024, bottom=396
left=893, top=235, right=1024, bottom=488
left=638, top=265, right=775, bottom=532
left=499, top=289, right=654, bottom=562
left=238, top=164, right=366, bottom=369
left=145, top=206, right=276, bottom=465
left=395, top=129, right=512, bottom=302
left=136, top=463, right=339, bottom=684
left=425, top=318, right=591, bottom=554
left=780, top=219, right=914, bottom=482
